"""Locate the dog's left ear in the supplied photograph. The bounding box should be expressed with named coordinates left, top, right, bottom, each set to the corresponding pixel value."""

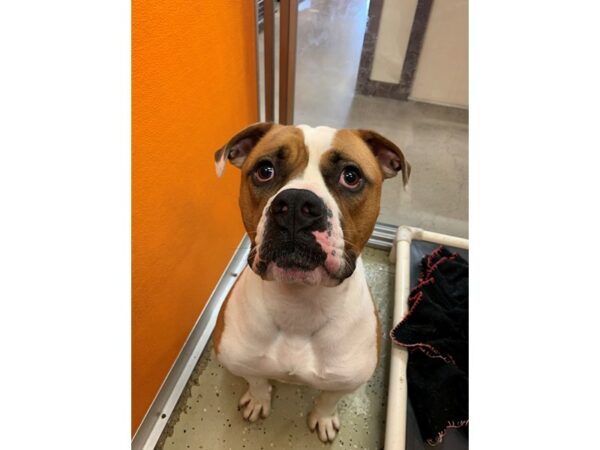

left=353, top=129, right=411, bottom=187
left=214, top=122, right=274, bottom=177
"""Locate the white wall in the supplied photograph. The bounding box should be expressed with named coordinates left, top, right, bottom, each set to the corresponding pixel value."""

left=369, top=0, right=468, bottom=108
left=370, top=0, right=417, bottom=83
left=410, top=0, right=468, bottom=107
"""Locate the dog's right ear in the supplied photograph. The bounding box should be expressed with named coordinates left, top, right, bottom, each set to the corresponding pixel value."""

left=214, top=122, right=275, bottom=177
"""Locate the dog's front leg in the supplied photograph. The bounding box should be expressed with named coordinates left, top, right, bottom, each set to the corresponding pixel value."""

left=238, top=376, right=272, bottom=422
left=307, top=389, right=352, bottom=442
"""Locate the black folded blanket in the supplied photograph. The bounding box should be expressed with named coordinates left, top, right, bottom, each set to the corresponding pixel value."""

left=391, top=246, right=469, bottom=446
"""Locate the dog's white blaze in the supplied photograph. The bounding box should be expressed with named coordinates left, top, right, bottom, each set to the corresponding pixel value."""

left=294, top=125, right=345, bottom=275
left=296, top=126, right=335, bottom=180
left=295, top=125, right=341, bottom=215
left=253, top=125, right=346, bottom=279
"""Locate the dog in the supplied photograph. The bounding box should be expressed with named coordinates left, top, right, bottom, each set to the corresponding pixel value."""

left=212, top=123, right=410, bottom=442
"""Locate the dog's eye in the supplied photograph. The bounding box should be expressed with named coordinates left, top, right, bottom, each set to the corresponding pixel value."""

left=255, top=161, right=275, bottom=182
left=339, top=166, right=362, bottom=189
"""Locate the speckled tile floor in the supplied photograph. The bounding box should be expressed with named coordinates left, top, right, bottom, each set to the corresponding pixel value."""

left=156, top=247, right=394, bottom=450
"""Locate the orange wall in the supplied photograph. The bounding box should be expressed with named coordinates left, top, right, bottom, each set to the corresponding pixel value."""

left=132, top=0, right=257, bottom=435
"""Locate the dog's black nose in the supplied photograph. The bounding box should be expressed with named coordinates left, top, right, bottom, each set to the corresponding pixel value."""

left=270, top=189, right=326, bottom=235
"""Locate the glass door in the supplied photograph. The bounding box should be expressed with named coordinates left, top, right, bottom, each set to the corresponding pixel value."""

left=262, top=0, right=468, bottom=236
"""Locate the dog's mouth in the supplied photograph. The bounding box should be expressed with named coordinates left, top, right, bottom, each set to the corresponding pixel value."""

left=254, top=239, right=325, bottom=274
left=250, top=236, right=332, bottom=285
left=265, top=241, right=326, bottom=270
left=250, top=237, right=356, bottom=286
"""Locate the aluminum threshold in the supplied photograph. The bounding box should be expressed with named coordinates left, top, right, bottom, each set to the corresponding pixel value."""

left=132, top=223, right=400, bottom=449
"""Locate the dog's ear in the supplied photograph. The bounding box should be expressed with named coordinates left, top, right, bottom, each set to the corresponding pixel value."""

left=352, top=129, right=411, bottom=187
left=214, top=122, right=275, bottom=177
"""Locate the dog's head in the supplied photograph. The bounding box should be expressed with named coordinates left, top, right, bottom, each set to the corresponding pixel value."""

left=215, top=123, right=410, bottom=286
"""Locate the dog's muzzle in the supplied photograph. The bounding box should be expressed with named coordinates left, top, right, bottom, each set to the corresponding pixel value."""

left=254, top=189, right=329, bottom=275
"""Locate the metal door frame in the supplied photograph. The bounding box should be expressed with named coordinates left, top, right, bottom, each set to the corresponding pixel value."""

left=262, top=0, right=298, bottom=125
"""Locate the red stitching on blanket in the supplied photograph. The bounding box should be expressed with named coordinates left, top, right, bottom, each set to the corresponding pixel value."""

left=426, top=420, right=469, bottom=446
left=396, top=341, right=457, bottom=365
left=393, top=247, right=463, bottom=365
left=391, top=292, right=456, bottom=365
left=401, top=287, right=427, bottom=321
left=418, top=245, right=460, bottom=281
left=422, top=245, right=443, bottom=276
left=426, top=253, right=458, bottom=278
left=408, top=277, right=435, bottom=305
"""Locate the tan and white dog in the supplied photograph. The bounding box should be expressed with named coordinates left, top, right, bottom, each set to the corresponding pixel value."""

left=213, top=123, right=410, bottom=442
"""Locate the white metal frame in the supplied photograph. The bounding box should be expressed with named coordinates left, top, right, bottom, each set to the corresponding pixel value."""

left=384, top=226, right=469, bottom=449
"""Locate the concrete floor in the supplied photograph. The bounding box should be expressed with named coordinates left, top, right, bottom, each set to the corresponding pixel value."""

left=259, top=0, right=468, bottom=237
left=156, top=247, right=395, bottom=450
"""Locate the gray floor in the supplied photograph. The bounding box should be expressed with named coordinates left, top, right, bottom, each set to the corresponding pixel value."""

left=259, top=0, right=468, bottom=237
left=157, top=248, right=395, bottom=450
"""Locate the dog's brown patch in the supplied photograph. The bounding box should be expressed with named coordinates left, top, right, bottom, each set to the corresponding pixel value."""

left=213, top=284, right=236, bottom=356
left=322, top=129, right=384, bottom=256
left=238, top=125, right=309, bottom=245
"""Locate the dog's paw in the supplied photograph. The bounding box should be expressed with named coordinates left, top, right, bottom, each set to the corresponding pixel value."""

left=307, top=410, right=340, bottom=442
left=238, top=386, right=272, bottom=422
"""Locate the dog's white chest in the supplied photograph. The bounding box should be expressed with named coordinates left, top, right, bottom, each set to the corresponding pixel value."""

left=264, top=333, right=318, bottom=383
left=216, top=261, right=378, bottom=392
